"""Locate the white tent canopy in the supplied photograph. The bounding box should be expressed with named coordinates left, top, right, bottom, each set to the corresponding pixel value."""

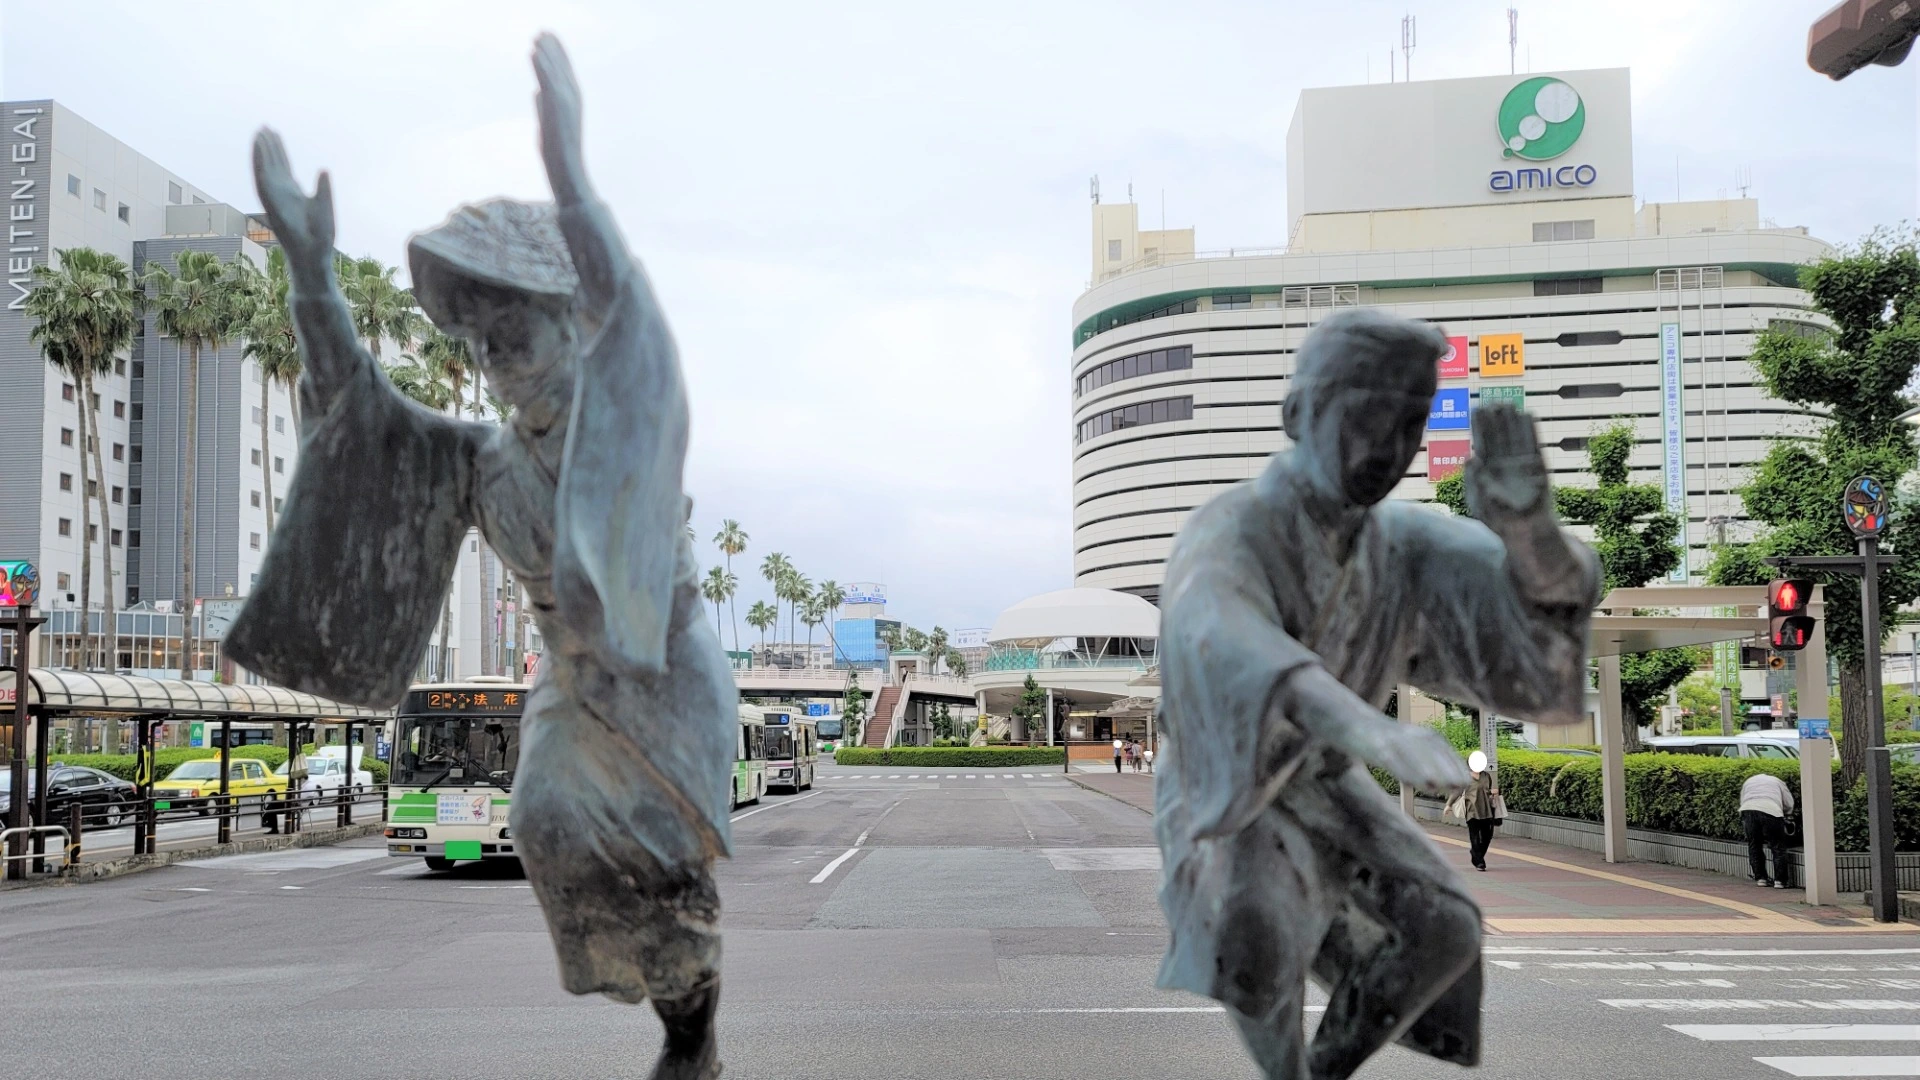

left=986, top=588, right=1160, bottom=647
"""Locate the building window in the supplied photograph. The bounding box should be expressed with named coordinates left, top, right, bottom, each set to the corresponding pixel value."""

left=1532, top=219, right=1595, bottom=242
left=1558, top=436, right=1591, bottom=453
left=191, top=195, right=205, bottom=205
left=117, top=203, right=131, bottom=224
left=1555, top=330, right=1624, bottom=347
left=113, top=400, right=125, bottom=419
left=1558, top=383, right=1626, bottom=399
left=274, top=415, right=285, bottom=434
left=130, top=361, right=142, bottom=379
left=111, top=443, right=124, bottom=461
left=85, top=478, right=96, bottom=496
left=114, top=358, right=126, bottom=377
left=1770, top=318, right=1829, bottom=342
left=251, top=448, right=261, bottom=466
left=249, top=532, right=262, bottom=550
left=128, top=488, right=140, bottom=505
left=57, top=518, right=70, bottom=537
left=56, top=572, right=70, bottom=592
left=1533, top=276, right=1603, bottom=297
left=252, top=405, right=263, bottom=424
left=1107, top=239, right=1122, bottom=261
left=168, top=181, right=183, bottom=204
left=1076, top=396, right=1194, bottom=444
left=59, top=428, right=73, bottom=446
left=128, top=530, right=140, bottom=548
left=274, top=498, right=282, bottom=513
left=92, top=189, right=106, bottom=211
left=61, top=383, right=73, bottom=401
left=57, top=473, right=71, bottom=492
left=87, top=524, right=97, bottom=541
left=67, top=174, right=80, bottom=197
left=111, top=486, right=122, bottom=503
left=1078, top=345, right=1195, bottom=395
left=111, top=529, right=122, bottom=547
left=273, top=456, right=284, bottom=474
left=251, top=490, right=261, bottom=508
left=89, top=391, right=99, bottom=409
left=129, top=446, right=141, bottom=463
left=1211, top=292, right=1252, bottom=310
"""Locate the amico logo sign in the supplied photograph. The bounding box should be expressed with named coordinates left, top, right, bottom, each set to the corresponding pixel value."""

left=1488, top=77, right=1597, bottom=194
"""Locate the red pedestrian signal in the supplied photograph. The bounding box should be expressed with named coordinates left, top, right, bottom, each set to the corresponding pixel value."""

left=1768, top=578, right=1816, bottom=652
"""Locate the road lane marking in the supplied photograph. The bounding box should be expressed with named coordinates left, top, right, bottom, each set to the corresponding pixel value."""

left=1669, top=1025, right=1920, bottom=1041
left=1041, top=847, right=1162, bottom=871
left=1008, top=1006, right=1325, bottom=1014
left=1487, top=948, right=1920, bottom=956
left=729, top=790, right=822, bottom=823
left=1606, top=1000, right=1920, bottom=1011
left=1754, top=1057, right=1920, bottom=1076
left=810, top=847, right=860, bottom=884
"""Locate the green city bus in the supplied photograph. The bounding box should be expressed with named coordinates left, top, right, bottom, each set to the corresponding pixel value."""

left=733, top=705, right=767, bottom=811
left=385, top=677, right=525, bottom=871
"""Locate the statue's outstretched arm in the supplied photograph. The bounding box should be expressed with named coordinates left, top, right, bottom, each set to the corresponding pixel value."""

left=252, top=130, right=377, bottom=416
left=1463, top=404, right=1598, bottom=611
left=533, top=34, right=635, bottom=317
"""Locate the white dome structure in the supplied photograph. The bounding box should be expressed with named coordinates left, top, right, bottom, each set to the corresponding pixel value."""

left=986, top=587, right=1159, bottom=646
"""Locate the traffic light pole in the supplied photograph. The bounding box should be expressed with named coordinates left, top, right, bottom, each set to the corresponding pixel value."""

left=1859, top=536, right=1899, bottom=922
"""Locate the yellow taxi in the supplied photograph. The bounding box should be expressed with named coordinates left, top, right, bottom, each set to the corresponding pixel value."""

left=154, top=756, right=287, bottom=813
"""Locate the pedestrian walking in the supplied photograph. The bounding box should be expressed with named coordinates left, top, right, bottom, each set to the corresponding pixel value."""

left=1123, top=740, right=1137, bottom=772
left=1464, top=749, right=1500, bottom=872
left=1142, top=747, right=1154, bottom=773
left=1131, top=739, right=1145, bottom=772
left=1740, top=770, right=1795, bottom=888
left=1113, top=739, right=1124, bottom=773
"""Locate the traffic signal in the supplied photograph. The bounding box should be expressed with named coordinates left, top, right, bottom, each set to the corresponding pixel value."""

left=1808, top=0, right=1920, bottom=80
left=1768, top=579, right=1816, bottom=651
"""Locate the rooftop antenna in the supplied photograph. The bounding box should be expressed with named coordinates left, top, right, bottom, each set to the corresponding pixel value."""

left=1390, top=48, right=1396, bottom=83
left=1090, top=175, right=1099, bottom=205
left=1127, top=180, right=1134, bottom=204
left=1401, top=14, right=1416, bottom=81
left=1735, top=166, right=1752, bottom=199
left=1508, top=7, right=1518, bottom=75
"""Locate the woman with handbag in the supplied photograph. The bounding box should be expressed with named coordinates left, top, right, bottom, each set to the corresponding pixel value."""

left=1464, top=749, right=1502, bottom=871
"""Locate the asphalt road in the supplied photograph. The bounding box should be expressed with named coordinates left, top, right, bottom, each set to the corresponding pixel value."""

left=1, top=761, right=1917, bottom=1079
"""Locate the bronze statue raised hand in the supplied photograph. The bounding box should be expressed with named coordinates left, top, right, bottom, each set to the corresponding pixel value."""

left=251, top=130, right=335, bottom=289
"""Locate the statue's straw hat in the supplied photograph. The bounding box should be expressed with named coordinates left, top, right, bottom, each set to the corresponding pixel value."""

left=408, top=199, right=578, bottom=326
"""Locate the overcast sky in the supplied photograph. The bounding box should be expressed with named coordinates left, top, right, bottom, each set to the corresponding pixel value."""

left=2, top=1, right=1913, bottom=635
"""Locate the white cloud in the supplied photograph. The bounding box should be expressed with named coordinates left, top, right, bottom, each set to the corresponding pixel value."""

left=3, top=0, right=1913, bottom=632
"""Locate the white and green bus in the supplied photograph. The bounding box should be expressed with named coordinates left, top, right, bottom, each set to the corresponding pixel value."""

left=733, top=705, right=768, bottom=811
left=756, top=708, right=818, bottom=792
left=385, top=677, right=526, bottom=871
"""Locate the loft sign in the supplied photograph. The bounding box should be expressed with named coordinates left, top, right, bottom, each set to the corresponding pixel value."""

left=7, top=105, right=43, bottom=311
left=1486, top=76, right=1597, bottom=195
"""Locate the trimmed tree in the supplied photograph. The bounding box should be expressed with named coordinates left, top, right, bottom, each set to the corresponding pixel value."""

left=1709, top=228, right=1920, bottom=787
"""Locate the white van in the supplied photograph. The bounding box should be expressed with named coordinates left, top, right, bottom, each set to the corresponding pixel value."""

left=1644, top=732, right=1799, bottom=760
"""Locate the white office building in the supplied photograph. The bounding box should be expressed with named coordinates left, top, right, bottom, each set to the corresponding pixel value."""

left=1071, top=69, right=1830, bottom=601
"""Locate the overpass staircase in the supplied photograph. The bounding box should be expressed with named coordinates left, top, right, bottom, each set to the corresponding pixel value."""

left=863, top=686, right=902, bottom=748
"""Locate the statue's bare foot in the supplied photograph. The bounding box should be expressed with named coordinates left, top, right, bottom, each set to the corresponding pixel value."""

left=648, top=983, right=721, bottom=1080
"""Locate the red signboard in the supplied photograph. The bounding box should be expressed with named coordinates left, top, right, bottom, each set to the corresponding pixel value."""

left=1427, top=439, right=1470, bottom=480
left=1438, top=336, right=1469, bottom=379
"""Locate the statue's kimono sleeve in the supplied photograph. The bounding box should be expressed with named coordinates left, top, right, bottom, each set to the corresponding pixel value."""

left=550, top=197, right=686, bottom=677
left=1158, top=493, right=1322, bottom=842
left=224, top=290, right=483, bottom=708
left=1393, top=505, right=1600, bottom=725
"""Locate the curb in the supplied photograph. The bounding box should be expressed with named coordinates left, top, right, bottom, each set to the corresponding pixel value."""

left=2, top=822, right=385, bottom=889
left=1064, top=773, right=1156, bottom=816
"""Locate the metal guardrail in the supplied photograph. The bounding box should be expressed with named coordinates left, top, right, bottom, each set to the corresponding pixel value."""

left=0, top=825, right=68, bottom=866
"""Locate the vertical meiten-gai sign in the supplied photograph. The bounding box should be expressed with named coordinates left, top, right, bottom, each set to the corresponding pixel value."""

left=8, top=106, right=44, bottom=310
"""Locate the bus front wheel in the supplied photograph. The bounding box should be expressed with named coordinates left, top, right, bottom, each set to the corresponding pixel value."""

left=424, top=856, right=455, bottom=872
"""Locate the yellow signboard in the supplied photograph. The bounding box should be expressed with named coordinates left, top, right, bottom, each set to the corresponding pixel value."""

left=1479, top=333, right=1525, bottom=378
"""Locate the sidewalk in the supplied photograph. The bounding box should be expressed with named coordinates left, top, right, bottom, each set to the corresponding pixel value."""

left=1065, top=771, right=1910, bottom=935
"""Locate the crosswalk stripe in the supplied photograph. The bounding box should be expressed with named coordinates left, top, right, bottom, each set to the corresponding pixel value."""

left=1753, top=1056, right=1920, bottom=1076
left=1669, top=1025, right=1920, bottom=1042
left=1607, top=1000, right=1920, bottom=1012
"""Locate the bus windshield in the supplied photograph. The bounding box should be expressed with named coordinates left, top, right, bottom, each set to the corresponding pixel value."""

left=394, top=717, right=519, bottom=790
left=815, top=719, right=843, bottom=739
left=765, top=728, right=794, bottom=760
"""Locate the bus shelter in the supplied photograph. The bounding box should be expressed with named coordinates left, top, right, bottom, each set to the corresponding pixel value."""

left=4, top=670, right=387, bottom=878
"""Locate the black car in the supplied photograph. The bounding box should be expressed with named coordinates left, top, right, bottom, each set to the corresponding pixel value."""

left=0, top=765, right=138, bottom=829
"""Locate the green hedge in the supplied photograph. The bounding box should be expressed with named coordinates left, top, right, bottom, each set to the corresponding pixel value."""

left=1492, top=749, right=1920, bottom=851
left=48, top=745, right=388, bottom=785
left=832, top=746, right=1065, bottom=767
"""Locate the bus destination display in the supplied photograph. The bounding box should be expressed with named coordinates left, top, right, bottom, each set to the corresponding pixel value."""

left=403, top=689, right=527, bottom=715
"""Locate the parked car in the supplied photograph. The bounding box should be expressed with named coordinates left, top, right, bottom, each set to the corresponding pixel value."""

left=153, top=757, right=287, bottom=813
left=274, top=754, right=374, bottom=800
left=1643, top=733, right=1799, bottom=760
left=1532, top=747, right=1600, bottom=758
left=0, top=766, right=138, bottom=829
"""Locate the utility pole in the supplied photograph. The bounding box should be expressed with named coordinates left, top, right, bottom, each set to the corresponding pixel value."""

left=1508, top=7, right=1518, bottom=75
left=1401, top=14, right=1417, bottom=82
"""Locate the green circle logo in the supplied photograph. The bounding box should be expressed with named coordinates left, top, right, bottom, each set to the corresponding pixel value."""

left=1496, top=77, right=1585, bottom=160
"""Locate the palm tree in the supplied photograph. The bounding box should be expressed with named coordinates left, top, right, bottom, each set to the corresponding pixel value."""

left=145, top=249, right=252, bottom=679
left=945, top=649, right=969, bottom=678
left=782, top=572, right=812, bottom=660
left=419, top=328, right=473, bottom=412
left=801, top=594, right=829, bottom=668
left=386, top=356, right=456, bottom=410
left=26, top=248, right=143, bottom=670
left=745, top=600, right=777, bottom=665
left=713, top=520, right=748, bottom=652
left=241, top=248, right=301, bottom=536
left=337, top=256, right=423, bottom=362
left=928, top=626, right=950, bottom=675
left=759, top=551, right=791, bottom=648
left=700, top=566, right=736, bottom=644
left=815, top=579, right=846, bottom=663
